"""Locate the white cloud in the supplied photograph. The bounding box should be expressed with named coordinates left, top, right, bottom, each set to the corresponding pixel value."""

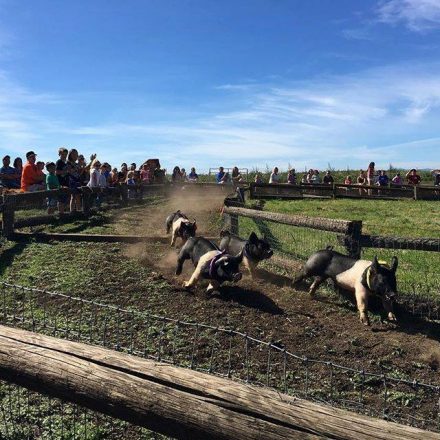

left=377, top=0, right=440, bottom=32
left=0, top=62, right=439, bottom=171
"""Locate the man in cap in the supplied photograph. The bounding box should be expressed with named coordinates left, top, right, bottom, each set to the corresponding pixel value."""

left=21, top=151, right=45, bottom=192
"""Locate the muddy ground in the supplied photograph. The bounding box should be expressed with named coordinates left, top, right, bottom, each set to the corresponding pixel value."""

left=110, top=192, right=439, bottom=383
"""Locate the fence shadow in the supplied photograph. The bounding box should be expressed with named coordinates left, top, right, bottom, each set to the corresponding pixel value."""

left=294, top=280, right=440, bottom=341
left=213, top=285, right=284, bottom=315
left=0, top=242, right=28, bottom=277
left=254, top=267, right=293, bottom=287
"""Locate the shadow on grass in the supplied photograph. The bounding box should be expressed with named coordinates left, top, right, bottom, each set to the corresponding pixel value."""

left=213, top=284, right=284, bottom=315
left=56, top=215, right=108, bottom=234
left=0, top=241, right=28, bottom=277
left=294, top=280, right=440, bottom=342
left=254, top=268, right=293, bottom=287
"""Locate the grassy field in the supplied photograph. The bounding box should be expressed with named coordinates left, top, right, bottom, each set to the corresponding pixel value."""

left=1, top=197, right=439, bottom=437
left=262, top=198, right=440, bottom=238
left=239, top=198, right=440, bottom=300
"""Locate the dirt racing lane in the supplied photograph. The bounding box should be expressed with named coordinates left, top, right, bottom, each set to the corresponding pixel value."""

left=113, top=195, right=439, bottom=383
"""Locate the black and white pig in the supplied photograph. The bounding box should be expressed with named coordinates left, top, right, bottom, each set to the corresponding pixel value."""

left=176, top=236, right=243, bottom=293
left=293, top=248, right=398, bottom=326
left=219, top=231, right=273, bottom=278
left=165, top=210, right=197, bottom=247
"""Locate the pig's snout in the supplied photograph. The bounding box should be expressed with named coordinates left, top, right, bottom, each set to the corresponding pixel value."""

left=233, top=272, right=242, bottom=282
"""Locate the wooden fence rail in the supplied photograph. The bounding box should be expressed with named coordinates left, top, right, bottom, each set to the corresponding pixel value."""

left=0, top=325, right=437, bottom=440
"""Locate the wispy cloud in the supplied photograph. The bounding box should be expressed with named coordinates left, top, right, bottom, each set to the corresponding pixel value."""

left=377, top=0, right=440, bottom=32
left=0, top=62, right=439, bottom=171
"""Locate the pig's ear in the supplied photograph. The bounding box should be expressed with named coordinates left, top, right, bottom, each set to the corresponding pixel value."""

left=193, top=220, right=197, bottom=230
left=235, top=250, right=244, bottom=264
left=371, top=256, right=379, bottom=270
left=249, top=232, right=258, bottom=243
left=390, top=256, right=398, bottom=272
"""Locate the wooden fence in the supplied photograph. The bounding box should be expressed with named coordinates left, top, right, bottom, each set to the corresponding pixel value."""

left=0, top=325, right=436, bottom=440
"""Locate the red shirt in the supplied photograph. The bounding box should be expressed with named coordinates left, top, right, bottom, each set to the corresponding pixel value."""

left=407, top=174, right=421, bottom=185
left=21, top=162, right=43, bottom=191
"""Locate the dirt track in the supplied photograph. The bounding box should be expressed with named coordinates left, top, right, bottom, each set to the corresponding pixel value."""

left=114, top=193, right=440, bottom=383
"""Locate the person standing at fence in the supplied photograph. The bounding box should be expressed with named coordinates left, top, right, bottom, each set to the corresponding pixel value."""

left=323, top=170, right=334, bottom=185
left=254, top=173, right=263, bottom=184
left=56, top=147, right=70, bottom=212
left=406, top=169, right=421, bottom=185
left=0, top=155, right=21, bottom=189
left=187, top=167, right=198, bottom=183
left=287, top=169, right=296, bottom=184
left=232, top=167, right=244, bottom=185
left=356, top=170, right=366, bottom=195
left=432, top=169, right=440, bottom=186
left=172, top=166, right=182, bottom=182
left=216, top=166, right=225, bottom=183
left=391, top=172, right=402, bottom=186
left=45, top=162, right=62, bottom=215
left=67, top=149, right=82, bottom=212
left=269, top=167, right=280, bottom=184
left=366, top=162, right=375, bottom=195
left=21, top=151, right=45, bottom=192
left=310, top=170, right=321, bottom=184
left=12, top=157, right=23, bottom=188
left=377, top=170, right=389, bottom=186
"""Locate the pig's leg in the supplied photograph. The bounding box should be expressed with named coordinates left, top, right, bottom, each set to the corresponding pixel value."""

left=309, top=276, right=325, bottom=295
left=355, top=286, right=370, bottom=326
left=382, top=298, right=397, bottom=322
left=243, top=256, right=256, bottom=279
left=175, top=251, right=188, bottom=275
left=184, top=259, right=205, bottom=288
left=206, top=280, right=220, bottom=293
left=292, top=267, right=312, bottom=286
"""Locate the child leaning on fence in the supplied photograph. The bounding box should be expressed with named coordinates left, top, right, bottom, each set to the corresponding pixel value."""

left=45, top=162, right=62, bottom=215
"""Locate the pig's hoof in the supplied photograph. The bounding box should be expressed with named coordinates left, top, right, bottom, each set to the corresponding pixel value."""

left=388, top=313, right=397, bottom=323
left=183, top=281, right=192, bottom=289
left=360, top=315, right=370, bottom=326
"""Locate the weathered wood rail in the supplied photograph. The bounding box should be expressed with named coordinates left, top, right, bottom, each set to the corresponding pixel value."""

left=0, top=325, right=437, bottom=440
left=223, top=206, right=440, bottom=256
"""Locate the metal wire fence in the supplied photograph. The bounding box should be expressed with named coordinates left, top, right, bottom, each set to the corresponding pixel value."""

left=0, top=381, right=169, bottom=440
left=0, top=282, right=439, bottom=436
left=230, top=210, right=440, bottom=313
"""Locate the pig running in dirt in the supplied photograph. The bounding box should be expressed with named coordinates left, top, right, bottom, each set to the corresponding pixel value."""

left=293, top=247, right=398, bottom=326
left=176, top=236, right=243, bottom=293
left=165, top=210, right=197, bottom=247
left=219, top=231, right=273, bottom=279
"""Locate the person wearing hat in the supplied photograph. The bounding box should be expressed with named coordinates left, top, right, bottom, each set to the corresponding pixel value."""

left=0, top=155, right=21, bottom=189
left=21, top=151, right=45, bottom=192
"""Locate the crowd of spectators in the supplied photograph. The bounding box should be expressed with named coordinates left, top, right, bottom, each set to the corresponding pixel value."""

left=251, top=164, right=439, bottom=188
left=1, top=149, right=439, bottom=208
left=0, top=148, right=169, bottom=214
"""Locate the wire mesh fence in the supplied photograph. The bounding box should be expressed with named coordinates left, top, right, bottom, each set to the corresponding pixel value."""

left=0, top=381, right=170, bottom=440
left=226, top=208, right=440, bottom=314
left=0, top=282, right=439, bottom=435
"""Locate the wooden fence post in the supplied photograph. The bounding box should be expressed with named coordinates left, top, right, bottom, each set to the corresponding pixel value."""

left=413, top=185, right=418, bottom=200
left=119, top=183, right=128, bottom=206
left=345, top=220, right=363, bottom=259
left=82, top=188, right=92, bottom=215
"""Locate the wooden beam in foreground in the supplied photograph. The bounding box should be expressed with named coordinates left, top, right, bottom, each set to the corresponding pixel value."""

left=0, top=326, right=437, bottom=440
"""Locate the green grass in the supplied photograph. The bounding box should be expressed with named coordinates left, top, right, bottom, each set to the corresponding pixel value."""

left=241, top=199, right=440, bottom=299
left=262, top=198, right=440, bottom=238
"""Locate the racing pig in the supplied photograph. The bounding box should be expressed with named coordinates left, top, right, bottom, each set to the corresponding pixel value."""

left=293, top=248, right=398, bottom=325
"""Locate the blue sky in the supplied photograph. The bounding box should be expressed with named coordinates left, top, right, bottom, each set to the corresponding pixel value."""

left=0, top=0, right=440, bottom=172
